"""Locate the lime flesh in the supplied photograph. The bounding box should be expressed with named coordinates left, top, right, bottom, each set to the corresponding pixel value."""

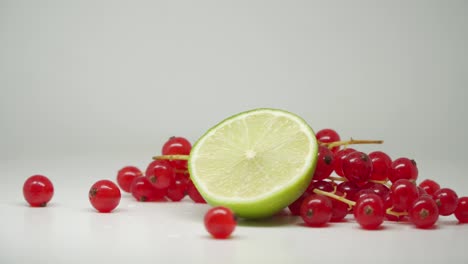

left=188, top=108, right=318, bottom=219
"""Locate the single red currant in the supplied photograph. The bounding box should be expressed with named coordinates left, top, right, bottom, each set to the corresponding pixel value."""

left=307, top=180, right=335, bottom=193
left=316, top=128, right=341, bottom=153
left=166, top=179, right=188, bottom=202
left=187, top=180, right=206, bottom=203
left=337, top=181, right=360, bottom=201
left=342, top=151, right=372, bottom=185
left=144, top=160, right=155, bottom=178
left=418, top=179, right=440, bottom=198
left=175, top=171, right=191, bottom=185
left=116, top=166, right=142, bottom=193
left=89, top=180, right=121, bottom=213
left=433, top=188, right=458, bottom=216
left=333, top=148, right=356, bottom=177
left=288, top=192, right=310, bottom=216
left=145, top=160, right=175, bottom=190
left=162, top=136, right=192, bottom=155
left=300, top=194, right=333, bottom=226
left=361, top=182, right=390, bottom=200
left=390, top=179, right=419, bottom=211
left=355, top=189, right=378, bottom=201
left=162, top=136, right=192, bottom=170
left=23, top=175, right=54, bottom=207
left=454, top=197, right=468, bottom=223
left=204, top=206, right=236, bottom=239
left=409, top=196, right=439, bottom=229
left=312, top=146, right=335, bottom=181
left=368, top=151, right=391, bottom=181
left=354, top=193, right=384, bottom=230
left=330, top=190, right=349, bottom=222
left=388, top=157, right=418, bottom=183
left=130, top=176, right=166, bottom=202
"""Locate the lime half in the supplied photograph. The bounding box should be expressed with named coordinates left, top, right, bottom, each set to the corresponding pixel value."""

left=188, top=108, right=318, bottom=219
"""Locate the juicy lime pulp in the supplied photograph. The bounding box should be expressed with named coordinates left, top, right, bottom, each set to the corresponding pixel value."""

left=188, top=108, right=318, bottom=219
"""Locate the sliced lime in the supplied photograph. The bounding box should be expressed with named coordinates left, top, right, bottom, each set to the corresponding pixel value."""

left=188, top=108, right=318, bottom=219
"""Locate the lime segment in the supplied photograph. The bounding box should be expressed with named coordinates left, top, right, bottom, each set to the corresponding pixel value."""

left=188, top=108, right=318, bottom=219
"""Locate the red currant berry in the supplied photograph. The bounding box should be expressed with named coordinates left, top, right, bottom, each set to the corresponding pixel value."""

left=316, top=128, right=341, bottom=153
left=454, top=197, right=468, bottom=223
left=162, top=136, right=192, bottom=155
left=312, top=146, right=335, bottom=181
left=89, top=180, right=121, bottom=213
left=337, top=181, right=360, bottom=201
left=368, top=151, right=391, bottom=181
left=130, top=176, right=166, bottom=202
left=116, top=166, right=142, bottom=193
left=162, top=136, right=192, bottom=170
left=145, top=160, right=175, bottom=190
left=187, top=180, right=206, bottom=203
left=300, top=194, right=333, bottom=226
left=23, top=175, right=54, bottom=207
left=390, top=179, right=419, bottom=211
left=354, top=193, right=384, bottom=230
left=355, top=189, right=378, bottom=201
left=409, top=196, right=439, bottom=229
left=342, top=151, right=372, bottom=185
left=388, top=157, right=418, bottom=183
left=204, top=206, right=236, bottom=239
left=167, top=179, right=188, bottom=202
left=330, top=190, right=349, bottom=222
left=361, top=182, right=390, bottom=200
left=307, top=180, right=334, bottom=193
left=333, top=148, right=356, bottom=177
left=384, top=192, right=392, bottom=207
left=288, top=192, right=310, bottom=216
left=175, top=171, right=191, bottom=185
left=433, top=188, right=458, bottom=216
left=418, top=179, right=440, bottom=198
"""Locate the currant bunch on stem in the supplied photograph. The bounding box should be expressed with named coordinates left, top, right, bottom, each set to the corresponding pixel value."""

left=110, top=129, right=467, bottom=235
left=295, top=128, right=467, bottom=230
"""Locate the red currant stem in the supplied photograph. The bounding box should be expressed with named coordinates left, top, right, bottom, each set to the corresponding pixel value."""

left=174, top=169, right=189, bottom=174
left=369, top=179, right=391, bottom=188
left=328, top=176, right=347, bottom=182
left=386, top=207, right=408, bottom=217
left=322, top=138, right=384, bottom=149
left=152, top=155, right=190, bottom=161
left=313, top=188, right=356, bottom=207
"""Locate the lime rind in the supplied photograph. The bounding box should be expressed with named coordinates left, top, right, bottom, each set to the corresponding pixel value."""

left=188, top=108, right=318, bottom=219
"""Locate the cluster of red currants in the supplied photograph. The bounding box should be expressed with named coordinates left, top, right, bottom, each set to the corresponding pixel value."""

left=289, top=128, right=468, bottom=229
left=89, top=136, right=206, bottom=212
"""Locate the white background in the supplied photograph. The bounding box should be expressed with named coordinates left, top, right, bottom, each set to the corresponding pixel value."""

left=1, top=1, right=467, bottom=263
